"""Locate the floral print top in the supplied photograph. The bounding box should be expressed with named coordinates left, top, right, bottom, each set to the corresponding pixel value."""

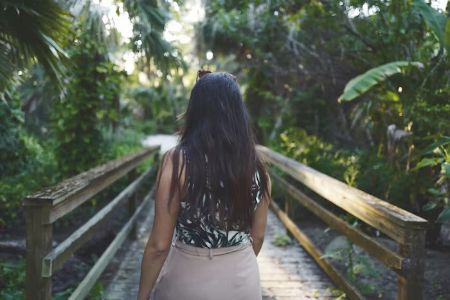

left=175, top=164, right=263, bottom=249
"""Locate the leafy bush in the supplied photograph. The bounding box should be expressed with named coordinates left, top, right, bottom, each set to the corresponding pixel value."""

left=415, top=137, right=450, bottom=223
left=277, top=127, right=423, bottom=210
left=278, top=128, right=356, bottom=182
left=51, top=26, right=125, bottom=177
left=0, top=102, right=28, bottom=178
left=0, top=259, right=25, bottom=300
left=102, top=128, right=144, bottom=161
left=0, top=101, right=59, bottom=230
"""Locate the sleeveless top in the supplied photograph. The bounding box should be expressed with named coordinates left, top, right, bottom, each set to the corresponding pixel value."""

left=175, top=151, right=263, bottom=249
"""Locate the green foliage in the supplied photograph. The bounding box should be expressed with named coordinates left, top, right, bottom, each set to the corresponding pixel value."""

left=88, top=282, right=105, bottom=299
left=278, top=127, right=419, bottom=207
left=102, top=128, right=145, bottom=162
left=0, top=98, right=59, bottom=228
left=124, top=0, right=186, bottom=73
left=279, top=128, right=355, bottom=182
left=51, top=25, right=126, bottom=176
left=0, top=136, right=59, bottom=228
left=412, top=0, right=450, bottom=51
left=0, top=0, right=71, bottom=98
left=321, top=237, right=383, bottom=297
left=198, top=0, right=450, bottom=235
left=0, top=259, right=25, bottom=299
left=0, top=101, right=27, bottom=177
left=128, top=83, right=187, bottom=134
left=415, top=137, right=450, bottom=222
left=272, top=232, right=293, bottom=247
left=338, top=61, right=423, bottom=102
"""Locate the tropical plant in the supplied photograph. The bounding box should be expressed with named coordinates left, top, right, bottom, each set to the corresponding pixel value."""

left=0, top=0, right=71, bottom=99
left=415, top=137, right=450, bottom=223
left=51, top=25, right=126, bottom=176
left=338, top=61, right=424, bottom=102
left=123, top=0, right=185, bottom=73
left=196, top=0, right=449, bottom=245
left=412, top=0, right=450, bottom=52
left=63, top=0, right=185, bottom=73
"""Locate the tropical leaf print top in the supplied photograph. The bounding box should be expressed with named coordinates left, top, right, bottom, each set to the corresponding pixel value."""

left=175, top=152, right=263, bottom=249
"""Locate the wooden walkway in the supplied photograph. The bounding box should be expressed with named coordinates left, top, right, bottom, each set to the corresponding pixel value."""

left=102, top=200, right=336, bottom=299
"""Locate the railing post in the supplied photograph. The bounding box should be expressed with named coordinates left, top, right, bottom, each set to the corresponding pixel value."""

left=397, top=228, right=426, bottom=300
left=25, top=202, right=53, bottom=300
left=129, top=169, right=139, bottom=240
left=284, top=196, right=291, bottom=238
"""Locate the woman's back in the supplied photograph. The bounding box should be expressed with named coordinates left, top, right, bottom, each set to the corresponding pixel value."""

left=175, top=147, right=264, bottom=248
left=138, top=71, right=271, bottom=300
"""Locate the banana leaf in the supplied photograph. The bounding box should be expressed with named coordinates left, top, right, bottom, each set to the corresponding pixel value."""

left=338, top=61, right=423, bottom=102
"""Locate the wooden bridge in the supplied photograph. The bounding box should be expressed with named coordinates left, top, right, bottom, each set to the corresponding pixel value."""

left=23, top=138, right=428, bottom=300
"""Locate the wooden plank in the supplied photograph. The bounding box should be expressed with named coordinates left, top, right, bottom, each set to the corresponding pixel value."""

left=68, top=186, right=154, bottom=300
left=24, top=146, right=159, bottom=224
left=397, top=229, right=426, bottom=300
left=271, top=172, right=405, bottom=271
left=257, top=145, right=427, bottom=243
left=25, top=204, right=52, bottom=300
left=270, top=200, right=365, bottom=300
left=42, top=166, right=157, bottom=277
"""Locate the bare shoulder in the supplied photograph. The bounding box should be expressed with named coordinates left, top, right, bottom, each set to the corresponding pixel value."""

left=161, top=146, right=184, bottom=165
left=160, top=146, right=187, bottom=186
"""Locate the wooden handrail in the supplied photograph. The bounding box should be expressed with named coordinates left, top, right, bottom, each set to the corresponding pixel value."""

left=257, top=145, right=427, bottom=243
left=24, top=146, right=160, bottom=300
left=271, top=171, right=405, bottom=271
left=24, top=145, right=160, bottom=223
left=41, top=166, right=157, bottom=278
left=256, top=145, right=428, bottom=300
left=68, top=186, right=155, bottom=300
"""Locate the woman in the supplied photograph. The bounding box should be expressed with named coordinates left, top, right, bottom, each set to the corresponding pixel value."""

left=137, top=70, right=272, bottom=300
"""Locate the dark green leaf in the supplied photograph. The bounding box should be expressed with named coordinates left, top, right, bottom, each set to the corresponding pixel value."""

left=428, top=188, right=445, bottom=197
left=414, top=157, right=444, bottom=170
left=412, top=0, right=448, bottom=49
left=423, top=136, right=450, bottom=154
left=338, top=61, right=423, bottom=102
left=422, top=201, right=438, bottom=211
left=441, top=163, right=450, bottom=178
left=437, top=207, right=450, bottom=223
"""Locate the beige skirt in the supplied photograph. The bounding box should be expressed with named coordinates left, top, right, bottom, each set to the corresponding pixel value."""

left=150, top=240, right=262, bottom=300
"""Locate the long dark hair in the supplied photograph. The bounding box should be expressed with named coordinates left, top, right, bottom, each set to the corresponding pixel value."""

left=156, top=71, right=270, bottom=230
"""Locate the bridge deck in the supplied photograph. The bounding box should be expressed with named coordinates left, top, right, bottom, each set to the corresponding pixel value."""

left=102, top=200, right=336, bottom=299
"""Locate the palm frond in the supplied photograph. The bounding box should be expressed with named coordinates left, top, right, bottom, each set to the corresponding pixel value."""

left=124, top=0, right=185, bottom=73
left=62, top=0, right=120, bottom=49
left=0, top=0, right=71, bottom=93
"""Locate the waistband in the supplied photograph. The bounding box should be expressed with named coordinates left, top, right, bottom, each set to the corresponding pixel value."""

left=172, top=240, right=252, bottom=259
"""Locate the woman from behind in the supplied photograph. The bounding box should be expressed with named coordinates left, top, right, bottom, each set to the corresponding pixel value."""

left=137, top=70, right=271, bottom=300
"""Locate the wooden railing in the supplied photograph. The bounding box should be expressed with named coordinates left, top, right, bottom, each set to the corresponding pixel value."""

left=256, top=145, right=428, bottom=300
left=23, top=146, right=160, bottom=300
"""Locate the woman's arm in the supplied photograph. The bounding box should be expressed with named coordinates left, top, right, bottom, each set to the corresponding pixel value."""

left=250, top=173, right=272, bottom=256
left=137, top=149, right=183, bottom=300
